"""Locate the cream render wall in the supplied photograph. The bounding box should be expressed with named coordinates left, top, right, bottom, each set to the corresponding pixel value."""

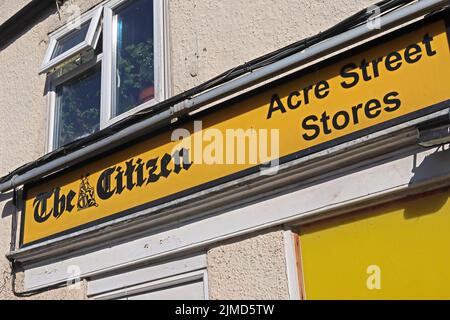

left=168, top=0, right=376, bottom=94
left=0, top=0, right=376, bottom=299
left=207, top=229, right=290, bottom=300
left=0, top=0, right=32, bottom=25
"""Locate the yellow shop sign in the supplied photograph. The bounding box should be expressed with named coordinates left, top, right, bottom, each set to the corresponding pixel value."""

left=22, top=18, right=450, bottom=246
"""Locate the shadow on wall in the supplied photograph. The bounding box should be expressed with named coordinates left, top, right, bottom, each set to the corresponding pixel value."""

left=404, top=145, right=450, bottom=220
left=0, top=3, right=56, bottom=51
left=0, top=191, right=14, bottom=219
left=1, top=190, right=20, bottom=254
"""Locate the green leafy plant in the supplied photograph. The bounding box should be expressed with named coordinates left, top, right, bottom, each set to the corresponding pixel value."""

left=117, top=39, right=155, bottom=113
left=57, top=69, right=101, bottom=148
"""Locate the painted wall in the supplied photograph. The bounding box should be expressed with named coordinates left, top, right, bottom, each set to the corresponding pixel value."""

left=168, top=0, right=376, bottom=95
left=207, top=229, right=290, bottom=300
left=299, top=187, right=450, bottom=299
left=0, top=0, right=376, bottom=299
left=0, top=0, right=32, bottom=26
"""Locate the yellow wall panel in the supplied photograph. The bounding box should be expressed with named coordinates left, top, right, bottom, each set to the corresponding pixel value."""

left=299, top=188, right=450, bottom=299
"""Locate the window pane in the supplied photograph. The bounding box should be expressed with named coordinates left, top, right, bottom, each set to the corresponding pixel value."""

left=52, top=23, right=90, bottom=58
left=55, top=67, right=101, bottom=148
left=115, top=0, right=154, bottom=116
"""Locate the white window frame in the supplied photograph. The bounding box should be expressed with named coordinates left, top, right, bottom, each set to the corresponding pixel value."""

left=45, top=0, right=169, bottom=152
left=46, top=54, right=103, bottom=152
left=39, top=7, right=103, bottom=75
left=101, top=0, right=169, bottom=128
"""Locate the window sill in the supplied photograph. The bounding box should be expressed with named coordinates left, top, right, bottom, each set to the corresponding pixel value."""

left=101, top=97, right=161, bottom=129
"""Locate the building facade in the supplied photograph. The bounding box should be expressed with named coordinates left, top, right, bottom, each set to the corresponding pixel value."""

left=0, top=0, right=449, bottom=300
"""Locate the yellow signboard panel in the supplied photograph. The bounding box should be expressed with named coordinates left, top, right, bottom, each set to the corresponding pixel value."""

left=22, top=18, right=450, bottom=246
left=299, top=188, right=450, bottom=300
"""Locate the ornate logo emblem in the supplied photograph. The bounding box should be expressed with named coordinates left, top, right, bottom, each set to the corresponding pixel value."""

left=77, top=175, right=99, bottom=210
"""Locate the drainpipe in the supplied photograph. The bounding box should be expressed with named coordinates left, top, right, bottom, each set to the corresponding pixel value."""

left=0, top=0, right=448, bottom=193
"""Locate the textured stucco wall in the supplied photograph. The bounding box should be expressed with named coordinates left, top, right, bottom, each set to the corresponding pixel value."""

left=0, top=0, right=32, bottom=25
left=168, top=0, right=375, bottom=95
left=207, top=229, right=290, bottom=300
left=0, top=0, right=377, bottom=299
left=0, top=1, right=104, bottom=177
